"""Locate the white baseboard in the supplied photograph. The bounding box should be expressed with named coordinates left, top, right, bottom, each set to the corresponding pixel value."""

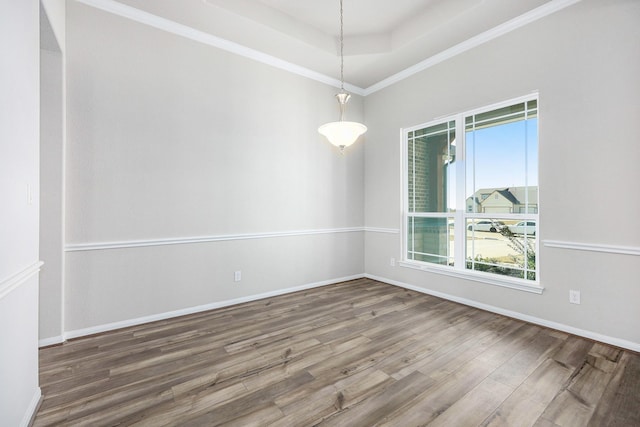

left=21, top=387, right=41, bottom=427
left=38, top=335, right=65, bottom=348
left=364, top=273, right=640, bottom=353
left=64, top=274, right=365, bottom=340
left=58, top=272, right=640, bottom=352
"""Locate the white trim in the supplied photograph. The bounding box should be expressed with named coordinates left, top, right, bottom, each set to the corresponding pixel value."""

left=74, top=0, right=580, bottom=97
left=0, top=261, right=44, bottom=300
left=398, top=261, right=544, bottom=294
left=61, top=39, right=69, bottom=342
left=64, top=274, right=364, bottom=339
left=464, top=93, right=539, bottom=119
left=399, top=127, right=406, bottom=260
left=543, top=240, right=640, bottom=256
left=39, top=335, right=66, bottom=348
left=401, top=93, right=540, bottom=289
left=75, top=0, right=365, bottom=96
left=364, top=273, right=640, bottom=352
left=457, top=213, right=538, bottom=221
left=20, top=387, right=42, bottom=427
left=65, top=227, right=365, bottom=252
left=363, top=227, right=400, bottom=234
left=363, top=0, right=582, bottom=95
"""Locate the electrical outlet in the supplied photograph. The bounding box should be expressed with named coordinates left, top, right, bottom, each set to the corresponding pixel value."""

left=390, top=257, right=396, bottom=267
left=569, top=290, right=581, bottom=305
left=234, top=271, right=242, bottom=282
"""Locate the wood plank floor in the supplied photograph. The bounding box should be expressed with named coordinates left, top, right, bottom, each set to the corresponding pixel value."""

left=34, top=278, right=640, bottom=426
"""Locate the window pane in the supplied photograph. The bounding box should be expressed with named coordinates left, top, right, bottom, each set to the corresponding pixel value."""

left=466, top=103, right=538, bottom=215
left=526, top=118, right=539, bottom=213
left=466, top=219, right=536, bottom=280
left=408, top=137, right=415, bottom=211
left=407, top=121, right=456, bottom=213
left=407, top=216, right=454, bottom=266
left=465, top=102, right=536, bottom=131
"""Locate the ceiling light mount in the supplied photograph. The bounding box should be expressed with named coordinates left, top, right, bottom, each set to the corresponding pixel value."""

left=318, top=0, right=367, bottom=153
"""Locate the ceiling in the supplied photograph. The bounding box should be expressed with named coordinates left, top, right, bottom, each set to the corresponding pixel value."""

left=80, top=0, right=580, bottom=94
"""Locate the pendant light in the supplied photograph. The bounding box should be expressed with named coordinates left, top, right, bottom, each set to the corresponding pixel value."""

left=318, top=0, right=367, bottom=153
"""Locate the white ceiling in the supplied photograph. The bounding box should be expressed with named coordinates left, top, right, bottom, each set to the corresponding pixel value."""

left=80, top=0, right=580, bottom=94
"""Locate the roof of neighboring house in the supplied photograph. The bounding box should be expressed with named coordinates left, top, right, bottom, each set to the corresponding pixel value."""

left=496, top=189, right=520, bottom=205
left=466, top=186, right=538, bottom=206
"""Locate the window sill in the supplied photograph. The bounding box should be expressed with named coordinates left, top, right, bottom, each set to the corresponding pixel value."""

left=398, top=261, right=544, bottom=294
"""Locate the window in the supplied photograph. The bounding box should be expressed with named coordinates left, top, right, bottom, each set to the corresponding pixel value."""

left=403, top=95, right=539, bottom=289
left=406, top=120, right=456, bottom=266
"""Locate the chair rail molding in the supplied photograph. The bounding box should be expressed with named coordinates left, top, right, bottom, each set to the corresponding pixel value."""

left=363, top=227, right=400, bottom=234
left=0, top=261, right=44, bottom=300
left=543, top=240, right=640, bottom=256
left=65, top=227, right=365, bottom=252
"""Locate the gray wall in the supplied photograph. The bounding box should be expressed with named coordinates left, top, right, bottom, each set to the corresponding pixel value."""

left=364, top=0, right=640, bottom=346
left=61, top=2, right=364, bottom=334
left=40, top=43, right=64, bottom=342
left=41, top=0, right=640, bottom=351
left=0, top=0, right=41, bottom=425
left=39, top=0, right=66, bottom=345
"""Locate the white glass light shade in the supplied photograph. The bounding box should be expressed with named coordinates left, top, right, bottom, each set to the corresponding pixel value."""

left=318, top=121, right=367, bottom=148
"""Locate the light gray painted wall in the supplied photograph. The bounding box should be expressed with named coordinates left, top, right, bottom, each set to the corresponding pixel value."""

left=364, top=0, right=640, bottom=346
left=49, top=0, right=639, bottom=350
left=0, top=0, right=41, bottom=425
left=65, top=233, right=362, bottom=332
left=41, top=0, right=66, bottom=52
left=63, top=2, right=364, bottom=332
left=40, top=46, right=64, bottom=341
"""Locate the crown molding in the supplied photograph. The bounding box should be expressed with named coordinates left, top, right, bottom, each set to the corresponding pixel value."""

left=75, top=0, right=366, bottom=95
left=76, top=0, right=581, bottom=97
left=363, top=0, right=583, bottom=95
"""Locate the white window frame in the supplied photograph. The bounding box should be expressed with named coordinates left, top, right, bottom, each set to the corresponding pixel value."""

left=400, top=94, right=542, bottom=294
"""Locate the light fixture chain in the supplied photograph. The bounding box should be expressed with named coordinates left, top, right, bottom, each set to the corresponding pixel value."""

left=317, top=0, right=367, bottom=152
left=339, top=0, right=344, bottom=92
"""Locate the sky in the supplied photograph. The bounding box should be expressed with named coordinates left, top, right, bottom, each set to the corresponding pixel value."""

left=442, top=117, right=538, bottom=210
left=466, top=118, right=539, bottom=197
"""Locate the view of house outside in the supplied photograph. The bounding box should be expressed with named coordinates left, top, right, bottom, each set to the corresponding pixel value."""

left=407, top=97, right=538, bottom=281
left=464, top=186, right=538, bottom=279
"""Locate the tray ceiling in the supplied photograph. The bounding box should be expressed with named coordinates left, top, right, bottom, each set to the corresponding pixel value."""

left=79, top=0, right=581, bottom=94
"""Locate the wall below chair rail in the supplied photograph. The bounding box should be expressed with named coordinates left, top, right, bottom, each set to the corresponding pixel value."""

left=64, top=232, right=364, bottom=333
left=0, top=275, right=42, bottom=426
